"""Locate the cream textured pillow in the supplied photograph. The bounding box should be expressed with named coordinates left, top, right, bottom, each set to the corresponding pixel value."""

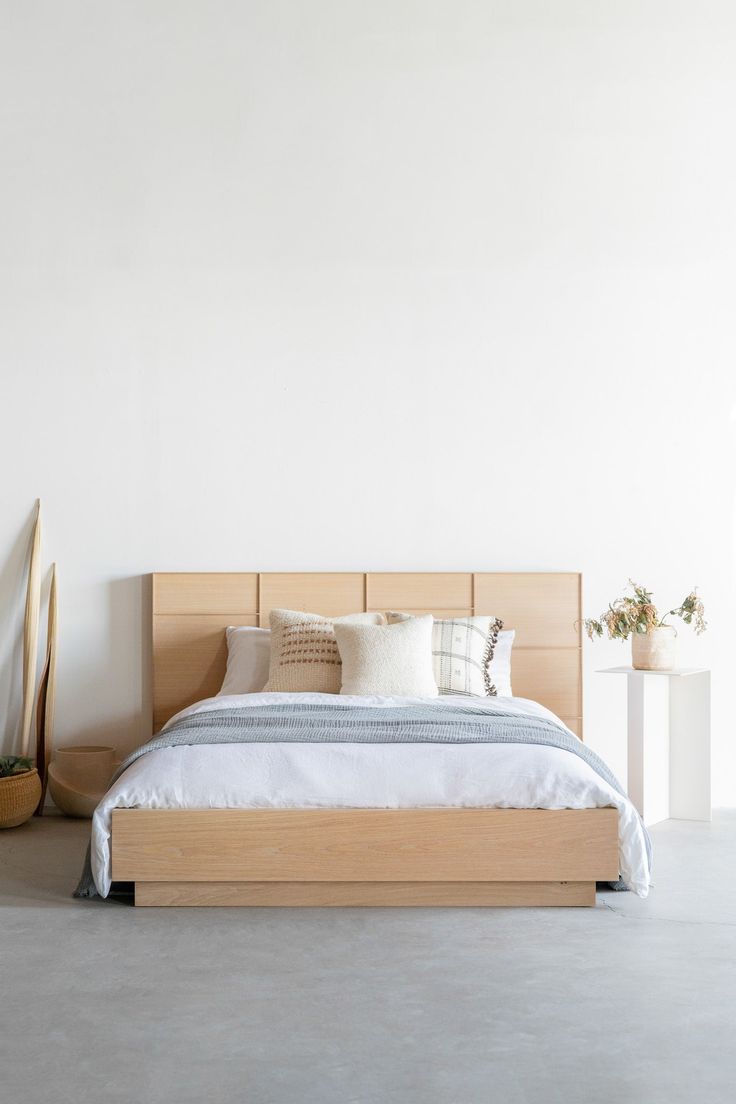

left=334, top=615, right=438, bottom=698
left=387, top=612, right=504, bottom=697
left=263, top=609, right=385, bottom=694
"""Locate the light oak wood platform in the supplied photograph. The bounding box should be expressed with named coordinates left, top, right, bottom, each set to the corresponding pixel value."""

left=112, top=807, right=619, bottom=909
left=134, top=881, right=597, bottom=907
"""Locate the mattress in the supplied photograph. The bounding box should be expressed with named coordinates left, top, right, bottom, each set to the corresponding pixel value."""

left=90, top=692, right=651, bottom=898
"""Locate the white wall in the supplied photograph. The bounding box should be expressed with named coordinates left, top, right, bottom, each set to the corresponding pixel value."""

left=1, top=1, right=735, bottom=799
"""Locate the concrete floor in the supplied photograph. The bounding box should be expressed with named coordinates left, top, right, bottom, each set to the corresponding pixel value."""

left=2, top=815, right=736, bottom=1104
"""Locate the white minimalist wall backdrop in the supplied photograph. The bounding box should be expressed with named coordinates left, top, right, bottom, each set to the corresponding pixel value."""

left=1, top=2, right=735, bottom=799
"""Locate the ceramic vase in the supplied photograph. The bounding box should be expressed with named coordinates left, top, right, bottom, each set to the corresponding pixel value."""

left=631, top=626, right=677, bottom=671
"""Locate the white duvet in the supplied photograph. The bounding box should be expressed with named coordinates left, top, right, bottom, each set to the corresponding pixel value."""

left=90, top=692, right=651, bottom=898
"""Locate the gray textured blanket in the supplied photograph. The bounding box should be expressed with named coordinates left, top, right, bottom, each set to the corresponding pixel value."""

left=74, top=702, right=647, bottom=898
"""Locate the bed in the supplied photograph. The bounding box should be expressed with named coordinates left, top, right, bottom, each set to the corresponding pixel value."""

left=90, top=572, right=650, bottom=906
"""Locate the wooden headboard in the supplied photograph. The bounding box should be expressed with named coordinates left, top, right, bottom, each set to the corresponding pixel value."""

left=152, top=572, right=583, bottom=737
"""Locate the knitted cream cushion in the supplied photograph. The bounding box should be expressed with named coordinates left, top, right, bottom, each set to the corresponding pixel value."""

left=334, top=615, right=438, bottom=698
left=387, top=612, right=504, bottom=696
left=263, top=609, right=385, bottom=694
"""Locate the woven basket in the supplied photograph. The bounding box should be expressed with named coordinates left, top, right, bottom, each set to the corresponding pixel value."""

left=0, top=768, right=42, bottom=828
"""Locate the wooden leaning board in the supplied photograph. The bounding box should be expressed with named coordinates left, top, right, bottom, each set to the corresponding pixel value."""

left=110, top=572, right=620, bottom=907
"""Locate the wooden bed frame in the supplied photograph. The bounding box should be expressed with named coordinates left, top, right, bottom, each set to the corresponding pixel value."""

left=111, top=572, right=620, bottom=906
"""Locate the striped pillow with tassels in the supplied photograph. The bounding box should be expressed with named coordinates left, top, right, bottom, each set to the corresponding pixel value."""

left=386, top=613, right=503, bottom=696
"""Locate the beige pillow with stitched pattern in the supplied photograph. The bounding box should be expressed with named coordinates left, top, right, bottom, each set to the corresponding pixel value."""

left=263, top=608, right=385, bottom=694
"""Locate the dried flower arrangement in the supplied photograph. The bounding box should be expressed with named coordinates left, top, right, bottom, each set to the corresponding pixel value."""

left=583, top=581, right=706, bottom=642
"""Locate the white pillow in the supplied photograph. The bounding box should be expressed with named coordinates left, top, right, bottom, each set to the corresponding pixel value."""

left=334, top=615, right=438, bottom=698
left=219, top=626, right=271, bottom=696
left=490, top=629, right=515, bottom=697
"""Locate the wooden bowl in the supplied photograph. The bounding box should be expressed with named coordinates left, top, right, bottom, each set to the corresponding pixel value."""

left=48, top=746, right=116, bottom=818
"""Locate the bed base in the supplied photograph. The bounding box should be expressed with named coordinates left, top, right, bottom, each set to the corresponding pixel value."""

left=134, top=881, right=596, bottom=907
left=111, top=807, right=619, bottom=909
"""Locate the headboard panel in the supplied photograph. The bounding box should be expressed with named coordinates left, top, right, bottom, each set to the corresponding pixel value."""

left=152, top=572, right=582, bottom=737
left=259, top=573, right=365, bottom=624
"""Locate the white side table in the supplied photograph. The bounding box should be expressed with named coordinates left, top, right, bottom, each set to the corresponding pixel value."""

left=598, top=667, right=711, bottom=826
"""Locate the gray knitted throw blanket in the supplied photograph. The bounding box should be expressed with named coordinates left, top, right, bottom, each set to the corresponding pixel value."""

left=74, top=702, right=648, bottom=898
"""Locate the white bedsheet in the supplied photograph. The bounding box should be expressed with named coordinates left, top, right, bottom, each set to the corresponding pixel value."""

left=90, top=692, right=651, bottom=897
